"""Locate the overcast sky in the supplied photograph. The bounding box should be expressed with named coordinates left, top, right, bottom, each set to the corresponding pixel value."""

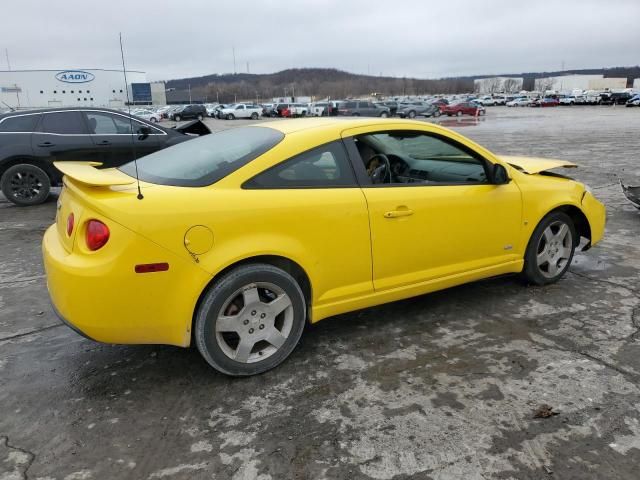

left=5, top=0, right=639, bottom=81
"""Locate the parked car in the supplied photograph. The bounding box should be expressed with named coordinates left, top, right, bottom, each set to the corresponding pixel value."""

left=395, top=102, right=441, bottom=118
left=558, top=95, right=576, bottom=106
left=170, top=104, right=207, bottom=121
left=261, top=103, right=278, bottom=117
left=337, top=101, right=390, bottom=117
left=43, top=117, right=606, bottom=376
left=275, top=104, right=293, bottom=117
left=531, top=97, right=559, bottom=107
left=604, top=92, right=634, bottom=105
left=626, top=95, right=640, bottom=107
left=289, top=104, right=309, bottom=117
left=475, top=96, right=497, bottom=106
left=441, top=102, right=486, bottom=116
left=375, top=101, right=398, bottom=116
left=506, top=97, right=531, bottom=107
left=205, top=104, right=219, bottom=117
left=0, top=108, right=211, bottom=206
left=219, top=104, right=262, bottom=120
left=131, top=109, right=161, bottom=123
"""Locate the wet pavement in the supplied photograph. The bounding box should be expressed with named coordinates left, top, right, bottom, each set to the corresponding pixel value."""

left=1, top=106, right=639, bottom=479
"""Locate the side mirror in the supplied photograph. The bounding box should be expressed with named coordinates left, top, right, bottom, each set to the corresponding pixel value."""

left=492, top=164, right=510, bottom=184
left=137, top=125, right=151, bottom=141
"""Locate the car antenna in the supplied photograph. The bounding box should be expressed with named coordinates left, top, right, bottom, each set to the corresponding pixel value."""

left=119, top=32, right=144, bottom=200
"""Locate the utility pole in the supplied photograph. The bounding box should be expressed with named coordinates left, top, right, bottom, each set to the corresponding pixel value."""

left=188, top=84, right=192, bottom=103
left=232, top=46, right=236, bottom=74
left=5, top=49, right=10, bottom=70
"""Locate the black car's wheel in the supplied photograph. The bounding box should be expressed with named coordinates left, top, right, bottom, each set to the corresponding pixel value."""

left=1, top=164, right=51, bottom=206
left=197, top=114, right=203, bottom=121
left=251, top=112, right=259, bottom=120
left=195, top=263, right=306, bottom=376
left=174, top=115, right=181, bottom=122
left=522, top=211, right=576, bottom=286
left=408, top=110, right=416, bottom=118
left=379, top=111, right=389, bottom=118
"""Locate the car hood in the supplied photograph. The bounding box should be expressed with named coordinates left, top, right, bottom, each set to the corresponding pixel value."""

left=499, top=155, right=577, bottom=175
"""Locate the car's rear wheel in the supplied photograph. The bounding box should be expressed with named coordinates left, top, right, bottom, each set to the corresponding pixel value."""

left=150, top=117, right=157, bottom=123
left=380, top=111, right=389, bottom=118
left=456, top=111, right=463, bottom=117
left=1, top=163, right=51, bottom=206
left=174, top=115, right=181, bottom=122
left=407, top=110, right=416, bottom=119
left=522, top=211, right=576, bottom=285
left=227, top=114, right=235, bottom=120
left=251, top=112, right=259, bottom=120
left=197, top=114, right=204, bottom=121
left=195, top=263, right=306, bottom=376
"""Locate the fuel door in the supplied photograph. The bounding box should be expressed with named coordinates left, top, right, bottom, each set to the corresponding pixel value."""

left=184, top=225, right=214, bottom=258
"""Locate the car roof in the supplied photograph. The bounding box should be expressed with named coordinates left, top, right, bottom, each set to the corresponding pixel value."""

left=256, top=117, right=452, bottom=136
left=0, top=106, right=139, bottom=119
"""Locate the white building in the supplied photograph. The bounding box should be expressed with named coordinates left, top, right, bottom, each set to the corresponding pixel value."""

left=0, top=69, right=165, bottom=109
left=474, top=77, right=524, bottom=94
left=535, top=74, right=628, bottom=92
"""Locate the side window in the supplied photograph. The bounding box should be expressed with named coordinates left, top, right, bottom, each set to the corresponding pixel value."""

left=355, top=131, right=489, bottom=185
left=0, top=114, right=41, bottom=132
left=85, top=112, right=146, bottom=134
left=245, top=141, right=356, bottom=188
left=236, top=105, right=244, bottom=110
left=40, top=111, right=87, bottom=134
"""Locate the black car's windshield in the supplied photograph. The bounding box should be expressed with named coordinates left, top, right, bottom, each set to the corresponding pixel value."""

left=119, top=126, right=284, bottom=187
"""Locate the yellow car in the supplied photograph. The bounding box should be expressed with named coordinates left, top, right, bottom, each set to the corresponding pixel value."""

left=43, top=118, right=605, bottom=376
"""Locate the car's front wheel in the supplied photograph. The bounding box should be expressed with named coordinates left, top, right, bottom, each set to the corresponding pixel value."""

left=195, top=264, right=306, bottom=376
left=251, top=112, right=259, bottom=120
left=174, top=115, right=181, bottom=122
left=197, top=114, right=204, bottom=121
left=1, top=163, right=51, bottom=206
left=522, top=211, right=576, bottom=285
left=227, top=114, right=235, bottom=120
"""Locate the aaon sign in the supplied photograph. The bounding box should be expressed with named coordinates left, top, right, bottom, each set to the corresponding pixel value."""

left=55, top=70, right=95, bottom=83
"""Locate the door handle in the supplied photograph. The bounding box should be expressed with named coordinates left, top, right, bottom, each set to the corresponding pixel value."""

left=384, top=208, right=414, bottom=218
left=97, top=140, right=111, bottom=145
left=37, top=142, right=55, bottom=147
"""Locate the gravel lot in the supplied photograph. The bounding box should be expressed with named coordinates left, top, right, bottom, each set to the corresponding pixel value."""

left=1, top=106, right=639, bottom=479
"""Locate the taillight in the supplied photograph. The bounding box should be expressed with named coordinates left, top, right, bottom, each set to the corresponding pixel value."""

left=66, top=213, right=74, bottom=236
left=86, top=220, right=110, bottom=251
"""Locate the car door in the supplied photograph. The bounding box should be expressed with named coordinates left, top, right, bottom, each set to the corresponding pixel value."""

left=241, top=139, right=373, bottom=306
left=343, top=126, right=522, bottom=291
left=236, top=105, right=247, bottom=118
left=83, top=110, right=162, bottom=168
left=31, top=111, right=100, bottom=165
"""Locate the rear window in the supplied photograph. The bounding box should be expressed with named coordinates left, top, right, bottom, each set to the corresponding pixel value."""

left=119, top=126, right=284, bottom=187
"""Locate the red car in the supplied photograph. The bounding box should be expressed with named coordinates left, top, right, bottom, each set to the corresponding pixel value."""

left=531, top=97, right=560, bottom=107
left=441, top=102, right=486, bottom=117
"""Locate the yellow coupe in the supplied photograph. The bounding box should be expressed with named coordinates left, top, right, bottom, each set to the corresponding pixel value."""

left=43, top=118, right=605, bottom=376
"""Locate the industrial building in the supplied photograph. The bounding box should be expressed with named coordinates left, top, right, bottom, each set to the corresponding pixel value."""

left=533, top=74, right=628, bottom=92
left=474, top=77, right=524, bottom=94
left=0, top=69, right=166, bottom=109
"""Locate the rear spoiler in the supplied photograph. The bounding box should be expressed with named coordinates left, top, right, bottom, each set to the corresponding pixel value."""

left=53, top=162, right=135, bottom=186
left=173, top=120, right=211, bottom=136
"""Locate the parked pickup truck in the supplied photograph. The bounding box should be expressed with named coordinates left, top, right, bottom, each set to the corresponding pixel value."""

left=220, top=104, right=262, bottom=120
left=289, top=103, right=310, bottom=117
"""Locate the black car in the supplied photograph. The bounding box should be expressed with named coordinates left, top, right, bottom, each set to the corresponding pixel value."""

left=170, top=104, right=207, bottom=121
left=0, top=107, right=210, bottom=206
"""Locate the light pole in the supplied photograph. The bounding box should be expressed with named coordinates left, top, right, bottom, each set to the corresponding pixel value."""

left=188, top=84, right=192, bottom=103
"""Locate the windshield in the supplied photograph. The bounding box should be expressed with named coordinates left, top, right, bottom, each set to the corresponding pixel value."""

left=119, top=126, right=284, bottom=187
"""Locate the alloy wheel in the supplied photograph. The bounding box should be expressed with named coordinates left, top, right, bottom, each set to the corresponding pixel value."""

left=9, top=171, right=43, bottom=201
left=215, top=282, right=294, bottom=363
left=536, top=221, right=573, bottom=278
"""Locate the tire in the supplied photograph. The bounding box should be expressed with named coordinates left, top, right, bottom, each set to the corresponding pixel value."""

left=479, top=110, right=486, bottom=116
left=251, top=112, right=259, bottom=120
left=433, top=110, right=441, bottom=117
left=352, top=113, right=360, bottom=117
left=197, top=114, right=203, bottom=121
left=174, top=115, right=181, bottom=122
left=408, top=110, right=416, bottom=119
left=194, top=263, right=306, bottom=376
left=456, top=111, right=463, bottom=117
left=1, top=163, right=51, bottom=206
left=150, top=117, right=157, bottom=123
left=379, top=111, right=389, bottom=118
left=522, top=211, right=576, bottom=286
left=227, top=114, right=235, bottom=120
